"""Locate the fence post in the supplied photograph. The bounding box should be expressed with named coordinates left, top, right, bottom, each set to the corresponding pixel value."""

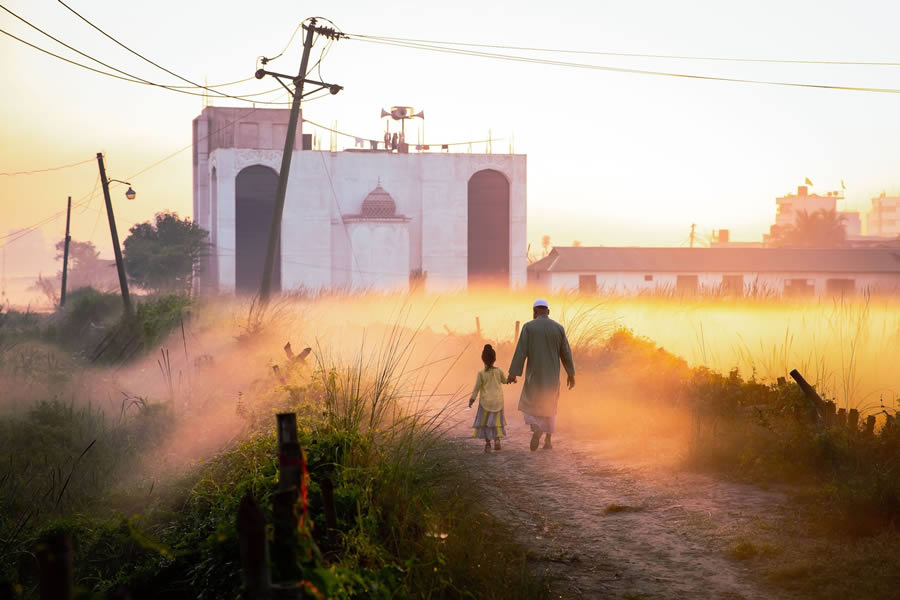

left=789, top=369, right=823, bottom=425
left=848, top=408, right=860, bottom=432
left=237, top=494, right=271, bottom=599
left=36, top=532, right=73, bottom=600
left=865, top=415, right=877, bottom=436
left=273, top=413, right=303, bottom=582
left=514, top=321, right=520, bottom=344
left=475, top=317, right=482, bottom=338
left=837, top=408, right=847, bottom=428
left=320, top=476, right=338, bottom=533
left=824, top=401, right=836, bottom=428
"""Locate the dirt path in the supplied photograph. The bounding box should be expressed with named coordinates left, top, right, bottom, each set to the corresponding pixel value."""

left=451, top=415, right=790, bottom=599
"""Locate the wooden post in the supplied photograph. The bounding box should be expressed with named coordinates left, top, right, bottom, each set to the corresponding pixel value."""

left=776, top=376, right=786, bottom=386
left=884, top=414, right=895, bottom=436
left=514, top=320, right=520, bottom=344
left=36, top=532, right=73, bottom=600
left=789, top=369, right=823, bottom=425
left=237, top=494, right=271, bottom=599
left=865, top=415, right=877, bottom=436
left=848, top=408, right=860, bottom=432
left=837, top=408, right=847, bottom=428
left=824, top=401, right=836, bottom=427
left=276, top=413, right=301, bottom=491
left=475, top=316, right=482, bottom=338
left=272, top=488, right=299, bottom=580
left=320, top=476, right=338, bottom=533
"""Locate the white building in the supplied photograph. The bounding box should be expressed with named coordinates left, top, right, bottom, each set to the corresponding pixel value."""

left=192, top=107, right=527, bottom=294
left=866, top=193, right=900, bottom=237
left=770, top=185, right=860, bottom=239
left=529, top=247, right=900, bottom=296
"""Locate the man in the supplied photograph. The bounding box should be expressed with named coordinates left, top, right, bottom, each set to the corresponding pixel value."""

left=507, top=299, right=576, bottom=451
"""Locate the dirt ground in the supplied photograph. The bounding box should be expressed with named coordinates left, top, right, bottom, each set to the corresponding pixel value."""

left=450, top=410, right=792, bottom=600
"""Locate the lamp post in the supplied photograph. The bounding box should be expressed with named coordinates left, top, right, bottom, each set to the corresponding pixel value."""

left=96, top=152, right=136, bottom=316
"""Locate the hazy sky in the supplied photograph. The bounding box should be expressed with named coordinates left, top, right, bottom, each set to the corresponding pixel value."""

left=3, top=0, right=900, bottom=268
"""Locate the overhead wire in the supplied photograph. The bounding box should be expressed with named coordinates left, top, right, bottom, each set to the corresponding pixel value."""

left=54, top=0, right=273, bottom=102
left=347, top=36, right=900, bottom=95
left=349, top=33, right=900, bottom=67
left=0, top=157, right=94, bottom=176
left=0, top=26, right=289, bottom=104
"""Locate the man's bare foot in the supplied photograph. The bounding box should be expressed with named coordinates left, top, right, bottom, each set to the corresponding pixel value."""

left=542, top=434, right=553, bottom=450
left=530, top=431, right=541, bottom=451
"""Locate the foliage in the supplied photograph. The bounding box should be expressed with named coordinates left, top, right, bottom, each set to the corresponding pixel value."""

left=770, top=209, right=847, bottom=248
left=123, top=212, right=208, bottom=294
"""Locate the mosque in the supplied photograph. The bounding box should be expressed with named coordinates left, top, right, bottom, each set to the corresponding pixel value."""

left=192, top=106, right=527, bottom=294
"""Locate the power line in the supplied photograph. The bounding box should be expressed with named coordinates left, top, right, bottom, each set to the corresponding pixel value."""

left=348, top=37, right=900, bottom=95
left=0, top=157, right=94, bottom=176
left=0, top=26, right=290, bottom=104
left=55, top=0, right=265, bottom=102
left=301, top=117, right=502, bottom=147
left=350, top=33, right=900, bottom=67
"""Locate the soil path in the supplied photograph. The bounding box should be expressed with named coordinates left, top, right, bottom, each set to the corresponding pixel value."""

left=451, top=415, right=790, bottom=599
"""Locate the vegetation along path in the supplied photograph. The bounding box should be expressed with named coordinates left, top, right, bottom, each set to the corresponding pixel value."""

left=451, top=418, right=789, bottom=599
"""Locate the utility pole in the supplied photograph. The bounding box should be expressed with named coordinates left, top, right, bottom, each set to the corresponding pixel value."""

left=689, top=223, right=696, bottom=248
left=60, top=196, right=72, bottom=307
left=256, top=18, right=344, bottom=304
left=97, top=152, right=132, bottom=315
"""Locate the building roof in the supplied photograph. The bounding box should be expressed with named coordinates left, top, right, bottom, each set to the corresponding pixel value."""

left=360, top=183, right=397, bottom=218
left=528, top=247, right=900, bottom=274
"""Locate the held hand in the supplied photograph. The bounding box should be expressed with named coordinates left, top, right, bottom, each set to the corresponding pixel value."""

left=567, top=375, right=575, bottom=390
left=468, top=397, right=475, bottom=408
left=507, top=375, right=517, bottom=384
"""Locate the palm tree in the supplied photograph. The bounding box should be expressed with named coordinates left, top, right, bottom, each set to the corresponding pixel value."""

left=772, top=209, right=847, bottom=248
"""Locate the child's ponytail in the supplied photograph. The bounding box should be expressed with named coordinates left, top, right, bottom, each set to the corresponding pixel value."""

left=481, top=344, right=496, bottom=368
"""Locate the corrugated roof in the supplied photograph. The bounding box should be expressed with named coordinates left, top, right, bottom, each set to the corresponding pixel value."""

left=528, top=247, right=900, bottom=274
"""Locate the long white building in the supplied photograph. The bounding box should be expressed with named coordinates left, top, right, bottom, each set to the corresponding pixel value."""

left=192, top=107, right=527, bottom=294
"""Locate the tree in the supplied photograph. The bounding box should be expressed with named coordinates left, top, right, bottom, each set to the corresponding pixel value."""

left=771, top=209, right=847, bottom=248
left=123, top=212, right=209, bottom=294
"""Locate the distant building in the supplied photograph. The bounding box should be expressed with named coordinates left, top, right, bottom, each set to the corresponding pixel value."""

left=768, top=185, right=860, bottom=241
left=866, top=193, right=900, bottom=237
left=529, top=246, right=900, bottom=296
left=192, top=107, right=526, bottom=294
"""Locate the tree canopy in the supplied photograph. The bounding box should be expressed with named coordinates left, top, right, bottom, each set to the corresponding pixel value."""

left=770, top=209, right=847, bottom=248
left=123, top=212, right=208, bottom=294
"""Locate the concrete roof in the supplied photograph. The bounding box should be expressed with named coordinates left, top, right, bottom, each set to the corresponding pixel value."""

left=528, top=247, right=900, bottom=274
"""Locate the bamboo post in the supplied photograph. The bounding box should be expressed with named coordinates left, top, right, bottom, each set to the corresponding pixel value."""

left=776, top=376, right=786, bottom=386
left=514, top=320, right=520, bottom=344
left=848, top=408, right=860, bottom=432
left=276, top=413, right=302, bottom=491
left=237, top=494, right=270, bottom=599
left=320, top=476, right=338, bottom=533
left=789, top=369, right=823, bottom=425
left=273, top=413, right=303, bottom=581
left=824, top=401, right=836, bottom=427
left=884, top=414, right=895, bottom=435
left=837, top=408, right=847, bottom=428
left=475, top=316, right=482, bottom=338
left=36, top=532, right=73, bottom=600
left=865, top=415, right=877, bottom=436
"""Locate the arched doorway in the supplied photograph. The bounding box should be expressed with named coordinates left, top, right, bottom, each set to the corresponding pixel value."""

left=235, top=165, right=280, bottom=294
left=467, top=169, right=510, bottom=287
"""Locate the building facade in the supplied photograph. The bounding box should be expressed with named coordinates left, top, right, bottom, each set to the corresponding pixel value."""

left=772, top=185, right=860, bottom=236
left=192, top=107, right=527, bottom=294
left=866, top=193, right=900, bottom=237
left=529, top=247, right=900, bottom=296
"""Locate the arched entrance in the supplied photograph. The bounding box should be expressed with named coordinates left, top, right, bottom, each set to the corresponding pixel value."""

left=235, top=165, right=280, bottom=294
left=467, top=169, right=510, bottom=287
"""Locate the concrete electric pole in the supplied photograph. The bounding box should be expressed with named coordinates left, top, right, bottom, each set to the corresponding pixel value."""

left=255, top=18, right=344, bottom=305
left=97, top=152, right=135, bottom=315
left=60, top=195, right=72, bottom=307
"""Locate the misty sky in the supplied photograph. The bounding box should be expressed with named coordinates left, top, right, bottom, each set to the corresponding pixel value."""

left=3, top=0, right=900, bottom=272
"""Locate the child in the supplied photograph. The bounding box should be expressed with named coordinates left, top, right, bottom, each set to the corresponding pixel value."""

left=469, top=344, right=507, bottom=452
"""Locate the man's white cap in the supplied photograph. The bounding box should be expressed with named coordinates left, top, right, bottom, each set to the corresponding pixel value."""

left=533, top=298, right=549, bottom=308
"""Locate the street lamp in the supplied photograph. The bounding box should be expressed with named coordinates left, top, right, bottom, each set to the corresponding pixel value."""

left=96, top=153, right=135, bottom=315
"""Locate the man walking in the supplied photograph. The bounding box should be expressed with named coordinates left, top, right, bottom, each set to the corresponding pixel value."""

left=507, top=299, right=576, bottom=451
